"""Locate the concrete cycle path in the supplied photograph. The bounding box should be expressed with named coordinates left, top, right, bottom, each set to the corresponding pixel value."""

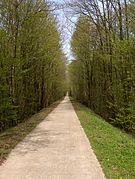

left=0, top=96, right=106, bottom=179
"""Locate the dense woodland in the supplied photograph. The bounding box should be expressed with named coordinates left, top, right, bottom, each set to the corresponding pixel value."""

left=0, top=0, right=66, bottom=132
left=0, top=0, right=135, bottom=134
left=69, top=0, right=135, bottom=133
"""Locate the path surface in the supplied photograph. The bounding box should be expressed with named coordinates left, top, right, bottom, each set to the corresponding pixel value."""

left=0, top=96, right=106, bottom=179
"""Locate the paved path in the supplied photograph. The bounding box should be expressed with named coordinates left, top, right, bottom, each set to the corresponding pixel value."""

left=0, top=96, right=106, bottom=179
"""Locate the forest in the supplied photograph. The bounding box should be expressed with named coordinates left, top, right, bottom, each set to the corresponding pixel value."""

left=0, top=0, right=135, bottom=135
left=69, top=0, right=135, bottom=134
left=0, top=0, right=66, bottom=132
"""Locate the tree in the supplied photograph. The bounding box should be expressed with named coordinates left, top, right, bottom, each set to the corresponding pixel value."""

left=0, top=0, right=67, bottom=132
left=68, top=0, right=135, bottom=133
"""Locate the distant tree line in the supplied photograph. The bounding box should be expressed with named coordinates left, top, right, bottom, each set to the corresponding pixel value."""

left=69, top=0, right=135, bottom=133
left=0, top=0, right=66, bottom=132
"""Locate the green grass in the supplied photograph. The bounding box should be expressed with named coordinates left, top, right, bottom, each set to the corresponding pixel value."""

left=0, top=99, right=62, bottom=165
left=72, top=100, right=135, bottom=179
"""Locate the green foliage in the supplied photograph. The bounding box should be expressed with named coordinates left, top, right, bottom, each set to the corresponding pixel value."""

left=69, top=12, right=135, bottom=134
left=0, top=0, right=66, bottom=132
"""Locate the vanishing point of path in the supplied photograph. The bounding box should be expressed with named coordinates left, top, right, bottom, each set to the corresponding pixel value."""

left=0, top=96, right=106, bottom=179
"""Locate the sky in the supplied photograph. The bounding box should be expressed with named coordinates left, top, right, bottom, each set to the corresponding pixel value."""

left=49, top=0, right=78, bottom=61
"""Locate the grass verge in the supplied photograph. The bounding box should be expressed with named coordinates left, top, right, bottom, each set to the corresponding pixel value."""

left=0, top=99, right=62, bottom=165
left=72, top=99, right=135, bottom=179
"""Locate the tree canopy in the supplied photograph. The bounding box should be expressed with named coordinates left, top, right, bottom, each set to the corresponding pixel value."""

left=69, top=0, right=135, bottom=134
left=0, top=0, right=67, bottom=132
